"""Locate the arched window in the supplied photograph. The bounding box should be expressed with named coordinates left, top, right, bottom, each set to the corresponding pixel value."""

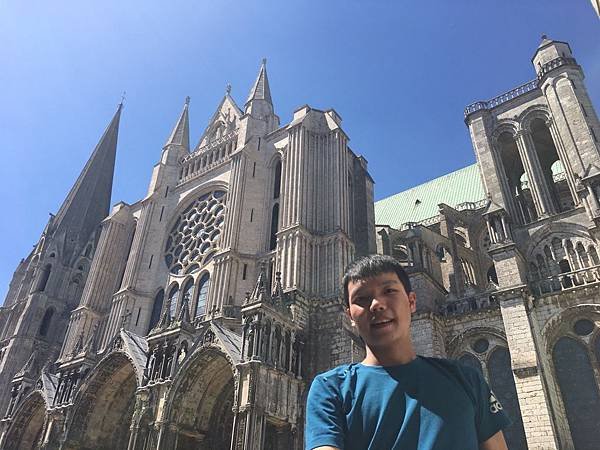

left=273, top=160, right=282, bottom=199
left=553, top=336, right=600, bottom=449
left=530, top=118, right=571, bottom=212
left=488, top=347, right=527, bottom=450
left=148, top=289, right=164, bottom=332
left=589, top=246, right=600, bottom=265
left=36, top=264, right=52, bottom=292
left=458, top=353, right=483, bottom=375
left=496, top=131, right=536, bottom=223
left=269, top=204, right=279, bottom=251
left=195, top=273, right=210, bottom=319
left=168, top=285, right=179, bottom=318
left=39, top=308, right=54, bottom=337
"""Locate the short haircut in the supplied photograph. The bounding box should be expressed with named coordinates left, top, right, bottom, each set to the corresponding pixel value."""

left=342, top=254, right=412, bottom=306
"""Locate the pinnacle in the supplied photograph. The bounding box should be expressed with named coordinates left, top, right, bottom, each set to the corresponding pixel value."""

left=164, top=97, right=191, bottom=151
left=246, top=58, right=273, bottom=106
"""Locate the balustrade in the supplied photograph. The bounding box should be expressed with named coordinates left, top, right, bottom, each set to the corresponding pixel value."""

left=441, top=292, right=498, bottom=316
left=178, top=132, right=237, bottom=184
left=529, top=263, right=600, bottom=297
left=465, top=80, right=539, bottom=117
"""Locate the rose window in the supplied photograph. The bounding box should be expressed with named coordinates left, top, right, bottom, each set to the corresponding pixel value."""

left=164, top=190, right=226, bottom=275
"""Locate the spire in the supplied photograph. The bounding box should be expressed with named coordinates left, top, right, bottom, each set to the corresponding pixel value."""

left=245, top=58, right=273, bottom=108
left=51, top=103, right=122, bottom=261
left=164, top=97, right=190, bottom=151
left=249, top=262, right=271, bottom=303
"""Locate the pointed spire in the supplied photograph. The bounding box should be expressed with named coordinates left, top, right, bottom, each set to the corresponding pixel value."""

left=51, top=103, right=122, bottom=260
left=157, top=297, right=172, bottom=330
left=164, top=97, right=190, bottom=151
left=177, top=294, right=191, bottom=324
left=250, top=262, right=271, bottom=303
left=246, top=58, right=273, bottom=108
left=272, top=271, right=285, bottom=302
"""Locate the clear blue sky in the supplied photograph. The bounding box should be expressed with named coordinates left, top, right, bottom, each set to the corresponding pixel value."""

left=1, top=1, right=599, bottom=302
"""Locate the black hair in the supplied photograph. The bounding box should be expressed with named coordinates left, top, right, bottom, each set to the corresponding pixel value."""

left=342, top=254, right=412, bottom=306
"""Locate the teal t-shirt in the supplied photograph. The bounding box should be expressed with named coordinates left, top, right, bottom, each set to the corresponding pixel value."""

left=305, top=356, right=510, bottom=450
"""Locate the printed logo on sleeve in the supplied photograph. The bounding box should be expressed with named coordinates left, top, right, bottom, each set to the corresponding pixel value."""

left=489, top=391, right=503, bottom=414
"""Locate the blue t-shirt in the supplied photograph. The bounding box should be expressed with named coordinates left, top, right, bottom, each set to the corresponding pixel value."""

left=305, top=356, right=510, bottom=450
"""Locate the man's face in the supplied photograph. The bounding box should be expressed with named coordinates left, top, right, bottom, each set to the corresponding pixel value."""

left=346, top=272, right=416, bottom=351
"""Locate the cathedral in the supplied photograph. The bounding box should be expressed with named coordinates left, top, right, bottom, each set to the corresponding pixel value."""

left=0, top=36, right=599, bottom=450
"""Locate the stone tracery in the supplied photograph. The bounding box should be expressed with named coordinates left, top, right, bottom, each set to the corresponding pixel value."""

left=164, top=190, right=227, bottom=275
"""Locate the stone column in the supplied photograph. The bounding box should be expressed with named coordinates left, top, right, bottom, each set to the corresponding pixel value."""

left=546, top=118, right=579, bottom=205
left=498, top=290, right=559, bottom=449
left=515, top=131, right=555, bottom=217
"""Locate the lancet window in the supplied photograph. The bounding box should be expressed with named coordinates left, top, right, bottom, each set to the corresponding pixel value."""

left=551, top=318, right=600, bottom=449
left=148, top=289, right=164, bottom=332
left=164, top=190, right=227, bottom=275
left=195, top=273, right=210, bottom=319
left=529, top=119, right=573, bottom=212
left=496, top=131, right=537, bottom=224
left=269, top=160, right=282, bottom=250
left=168, top=285, right=179, bottom=318
left=455, top=341, right=526, bottom=450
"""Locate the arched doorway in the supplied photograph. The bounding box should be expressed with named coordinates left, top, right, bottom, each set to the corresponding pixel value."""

left=63, top=353, right=138, bottom=450
left=167, top=348, right=235, bottom=450
left=4, top=392, right=46, bottom=450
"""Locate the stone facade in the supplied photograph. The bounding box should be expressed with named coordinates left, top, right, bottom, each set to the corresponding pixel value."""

left=377, top=37, right=600, bottom=449
left=0, top=60, right=375, bottom=450
left=1, top=37, right=600, bottom=449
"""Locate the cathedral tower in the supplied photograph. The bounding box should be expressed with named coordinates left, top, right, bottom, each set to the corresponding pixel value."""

left=0, top=103, right=122, bottom=417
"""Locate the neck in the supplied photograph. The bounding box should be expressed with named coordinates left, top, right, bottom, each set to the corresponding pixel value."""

left=362, top=339, right=416, bottom=366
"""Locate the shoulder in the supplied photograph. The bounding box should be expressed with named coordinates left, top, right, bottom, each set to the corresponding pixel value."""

left=312, top=364, right=355, bottom=387
left=420, top=356, right=481, bottom=379
left=419, top=356, right=484, bottom=398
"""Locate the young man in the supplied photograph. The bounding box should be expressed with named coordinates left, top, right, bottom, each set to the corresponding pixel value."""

left=305, top=255, right=510, bottom=450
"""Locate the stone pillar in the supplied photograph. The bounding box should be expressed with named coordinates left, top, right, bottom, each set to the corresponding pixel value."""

left=40, top=410, right=66, bottom=450
left=545, top=118, right=579, bottom=205
left=498, top=290, right=559, bottom=449
left=515, top=130, right=554, bottom=217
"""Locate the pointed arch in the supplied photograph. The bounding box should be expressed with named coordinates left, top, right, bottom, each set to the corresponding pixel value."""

left=552, top=337, right=600, bottom=449
left=3, top=391, right=47, bottom=450
left=64, top=352, right=139, bottom=450
left=166, top=346, right=235, bottom=449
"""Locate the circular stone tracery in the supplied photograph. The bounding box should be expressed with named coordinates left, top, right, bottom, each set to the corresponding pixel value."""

left=165, top=190, right=227, bottom=275
left=573, top=319, right=595, bottom=336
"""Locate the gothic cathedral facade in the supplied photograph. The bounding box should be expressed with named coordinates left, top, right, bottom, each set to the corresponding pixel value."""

left=1, top=37, right=600, bottom=449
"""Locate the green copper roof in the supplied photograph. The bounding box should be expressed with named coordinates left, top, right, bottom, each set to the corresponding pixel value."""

left=375, top=164, right=486, bottom=229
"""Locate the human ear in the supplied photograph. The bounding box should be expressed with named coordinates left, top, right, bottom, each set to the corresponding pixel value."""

left=408, top=291, right=417, bottom=313
left=345, top=306, right=356, bottom=326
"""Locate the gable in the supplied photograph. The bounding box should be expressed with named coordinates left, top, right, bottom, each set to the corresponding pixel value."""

left=195, top=94, right=243, bottom=150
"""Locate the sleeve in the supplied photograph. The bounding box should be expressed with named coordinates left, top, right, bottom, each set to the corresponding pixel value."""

left=305, top=374, right=345, bottom=450
left=469, top=368, right=512, bottom=443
